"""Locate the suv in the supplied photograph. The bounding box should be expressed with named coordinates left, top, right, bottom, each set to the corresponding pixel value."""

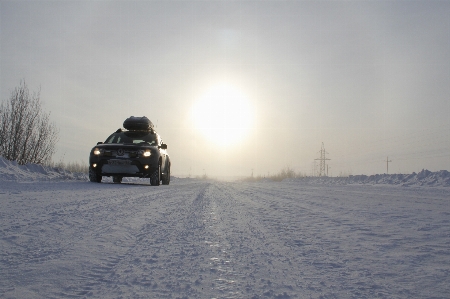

left=88, top=116, right=170, bottom=186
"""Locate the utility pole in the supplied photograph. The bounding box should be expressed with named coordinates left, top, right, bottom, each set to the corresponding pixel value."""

left=386, top=156, right=392, bottom=174
left=315, top=143, right=330, bottom=177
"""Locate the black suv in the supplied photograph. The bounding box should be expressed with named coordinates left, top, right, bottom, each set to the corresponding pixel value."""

left=89, top=116, right=170, bottom=185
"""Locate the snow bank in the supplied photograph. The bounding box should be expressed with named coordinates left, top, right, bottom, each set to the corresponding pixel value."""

left=347, top=169, right=450, bottom=187
left=287, top=169, right=450, bottom=187
left=0, top=156, right=88, bottom=181
left=1, top=155, right=449, bottom=187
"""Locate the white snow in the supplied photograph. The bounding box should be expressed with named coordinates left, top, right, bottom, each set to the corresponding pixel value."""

left=0, top=156, right=88, bottom=182
left=1, top=157, right=449, bottom=298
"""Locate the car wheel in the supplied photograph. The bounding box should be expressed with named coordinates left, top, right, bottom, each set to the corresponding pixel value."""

left=113, top=176, right=122, bottom=184
left=150, top=165, right=160, bottom=186
left=162, top=164, right=170, bottom=185
left=89, top=167, right=102, bottom=183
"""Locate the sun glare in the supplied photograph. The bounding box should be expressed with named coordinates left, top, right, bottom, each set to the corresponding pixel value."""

left=191, top=84, right=254, bottom=147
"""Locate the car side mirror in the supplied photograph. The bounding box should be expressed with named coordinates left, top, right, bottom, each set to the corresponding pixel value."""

left=97, top=142, right=103, bottom=145
left=160, top=144, right=167, bottom=149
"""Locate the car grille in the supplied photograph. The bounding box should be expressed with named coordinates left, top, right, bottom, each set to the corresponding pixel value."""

left=103, top=149, right=138, bottom=158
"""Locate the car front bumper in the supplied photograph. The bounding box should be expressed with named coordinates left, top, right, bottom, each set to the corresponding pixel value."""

left=89, top=156, right=158, bottom=178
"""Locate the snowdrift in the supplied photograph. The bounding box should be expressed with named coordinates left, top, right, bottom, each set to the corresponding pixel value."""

left=0, top=156, right=88, bottom=181
left=287, top=169, right=450, bottom=187
left=1, top=155, right=449, bottom=186
left=348, top=170, right=450, bottom=187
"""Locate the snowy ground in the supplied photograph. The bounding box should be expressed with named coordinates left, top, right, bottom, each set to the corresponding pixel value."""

left=1, top=159, right=450, bottom=298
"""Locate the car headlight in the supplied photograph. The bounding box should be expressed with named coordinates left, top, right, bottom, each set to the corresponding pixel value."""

left=93, top=148, right=104, bottom=155
left=139, top=149, right=151, bottom=157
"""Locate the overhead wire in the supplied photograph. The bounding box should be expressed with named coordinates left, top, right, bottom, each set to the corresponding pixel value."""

left=328, top=123, right=450, bottom=173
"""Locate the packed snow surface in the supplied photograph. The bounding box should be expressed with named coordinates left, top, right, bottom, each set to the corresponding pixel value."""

left=1, top=158, right=450, bottom=298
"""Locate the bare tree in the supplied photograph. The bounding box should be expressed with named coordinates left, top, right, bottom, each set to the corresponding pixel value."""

left=0, top=80, right=59, bottom=165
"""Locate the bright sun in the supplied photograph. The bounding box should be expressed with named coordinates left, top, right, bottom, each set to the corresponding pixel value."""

left=191, top=84, right=254, bottom=146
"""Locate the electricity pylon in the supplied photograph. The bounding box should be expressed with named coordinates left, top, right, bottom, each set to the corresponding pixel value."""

left=315, top=142, right=330, bottom=177
left=386, top=156, right=392, bottom=174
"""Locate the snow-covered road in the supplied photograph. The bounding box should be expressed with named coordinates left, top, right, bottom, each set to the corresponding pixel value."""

left=1, top=179, right=449, bottom=298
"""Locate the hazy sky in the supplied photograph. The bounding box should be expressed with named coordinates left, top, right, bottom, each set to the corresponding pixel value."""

left=1, top=0, right=449, bottom=178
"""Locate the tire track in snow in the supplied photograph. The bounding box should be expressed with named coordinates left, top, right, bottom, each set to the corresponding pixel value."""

left=91, top=183, right=207, bottom=298
left=201, top=183, right=298, bottom=299
left=201, top=184, right=243, bottom=298
left=1, top=181, right=191, bottom=298
left=79, top=181, right=213, bottom=298
left=223, top=181, right=450, bottom=298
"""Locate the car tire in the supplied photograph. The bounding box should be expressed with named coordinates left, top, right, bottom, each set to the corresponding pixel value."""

left=150, top=165, right=160, bottom=186
left=162, top=164, right=170, bottom=185
left=113, top=176, right=122, bottom=184
left=89, top=167, right=102, bottom=183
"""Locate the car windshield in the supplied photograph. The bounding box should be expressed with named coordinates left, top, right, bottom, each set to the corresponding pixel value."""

left=104, top=131, right=157, bottom=145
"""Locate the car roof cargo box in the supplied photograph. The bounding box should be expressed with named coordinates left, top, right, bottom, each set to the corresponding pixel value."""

left=123, top=116, right=154, bottom=131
